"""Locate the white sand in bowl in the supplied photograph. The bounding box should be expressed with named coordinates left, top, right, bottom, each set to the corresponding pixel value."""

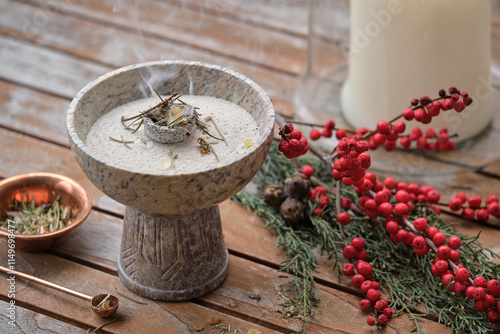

left=85, top=95, right=260, bottom=174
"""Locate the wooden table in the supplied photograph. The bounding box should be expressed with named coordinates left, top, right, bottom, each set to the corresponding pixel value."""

left=1, top=1, right=500, bottom=333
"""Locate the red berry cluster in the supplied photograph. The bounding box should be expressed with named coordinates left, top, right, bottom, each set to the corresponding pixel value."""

left=399, top=127, right=455, bottom=152
left=449, top=193, right=500, bottom=222
left=424, top=231, right=500, bottom=323
left=466, top=277, right=500, bottom=322
left=341, top=238, right=393, bottom=328
left=331, top=135, right=371, bottom=187
left=355, top=174, right=441, bottom=220
left=278, top=124, right=309, bottom=159
left=309, top=119, right=348, bottom=141
left=403, top=87, right=473, bottom=125
left=368, top=120, right=406, bottom=151
left=307, top=185, right=331, bottom=216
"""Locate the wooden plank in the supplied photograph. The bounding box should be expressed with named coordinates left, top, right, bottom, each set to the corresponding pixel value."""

left=0, top=299, right=86, bottom=334
left=0, top=80, right=70, bottom=147
left=173, top=0, right=309, bottom=37
left=20, top=0, right=307, bottom=76
left=0, top=0, right=297, bottom=106
left=10, top=227, right=451, bottom=333
left=0, top=35, right=111, bottom=99
left=0, top=246, right=281, bottom=334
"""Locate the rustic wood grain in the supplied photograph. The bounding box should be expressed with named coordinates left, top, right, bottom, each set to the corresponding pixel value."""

left=0, top=246, right=282, bottom=334
left=20, top=0, right=307, bottom=76
left=0, top=300, right=86, bottom=334
left=0, top=0, right=297, bottom=106
left=176, top=0, right=309, bottom=36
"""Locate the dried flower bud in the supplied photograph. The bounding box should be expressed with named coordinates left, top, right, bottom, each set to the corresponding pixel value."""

left=263, top=184, right=286, bottom=209
left=280, top=197, right=305, bottom=227
left=285, top=174, right=311, bottom=200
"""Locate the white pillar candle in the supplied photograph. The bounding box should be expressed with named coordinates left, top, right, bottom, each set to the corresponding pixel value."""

left=341, top=0, right=492, bottom=141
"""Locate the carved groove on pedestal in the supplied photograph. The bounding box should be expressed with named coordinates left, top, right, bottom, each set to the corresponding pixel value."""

left=118, top=205, right=229, bottom=300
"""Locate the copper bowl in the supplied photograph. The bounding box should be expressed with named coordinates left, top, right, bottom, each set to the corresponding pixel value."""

left=0, top=173, right=92, bottom=252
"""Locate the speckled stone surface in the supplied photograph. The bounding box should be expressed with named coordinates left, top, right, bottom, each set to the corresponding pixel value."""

left=143, top=115, right=195, bottom=144
left=118, top=206, right=228, bottom=301
left=67, top=60, right=274, bottom=300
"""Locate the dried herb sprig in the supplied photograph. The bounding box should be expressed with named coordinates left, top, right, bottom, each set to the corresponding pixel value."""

left=1, top=192, right=75, bottom=234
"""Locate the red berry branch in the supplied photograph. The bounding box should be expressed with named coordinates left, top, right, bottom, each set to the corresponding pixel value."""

left=271, top=87, right=500, bottom=330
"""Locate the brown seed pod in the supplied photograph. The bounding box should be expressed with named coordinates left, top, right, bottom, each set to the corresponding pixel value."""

left=280, top=197, right=305, bottom=227
left=285, top=174, right=311, bottom=200
left=263, top=184, right=286, bottom=209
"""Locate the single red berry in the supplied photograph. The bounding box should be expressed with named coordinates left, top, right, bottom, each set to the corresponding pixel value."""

left=487, top=309, right=500, bottom=323
left=351, top=274, right=365, bottom=288
left=425, top=226, right=439, bottom=239
left=360, top=280, right=373, bottom=294
left=357, top=261, right=373, bottom=277
left=336, top=129, right=347, bottom=139
left=449, top=249, right=460, bottom=263
left=394, top=121, right=406, bottom=134
left=392, top=202, right=407, bottom=216
left=468, top=195, right=482, bottom=209
left=383, top=308, right=393, bottom=319
left=342, top=263, right=355, bottom=276
left=448, top=198, right=463, bottom=211
left=473, top=287, right=486, bottom=301
left=414, top=245, right=429, bottom=256
left=396, top=229, right=408, bottom=243
left=435, top=260, right=448, bottom=273
left=466, top=286, right=476, bottom=299
left=447, top=236, right=462, bottom=250
left=487, top=202, right=500, bottom=217
left=475, top=300, right=487, bottom=312
left=476, top=208, right=489, bottom=222
left=487, top=279, right=500, bottom=297
left=379, top=202, right=394, bottom=217
left=375, top=299, right=389, bottom=311
left=484, top=294, right=497, bottom=308
left=455, top=192, right=467, bottom=202
left=300, top=165, right=315, bottom=178
left=377, top=121, right=391, bottom=135
left=377, top=314, right=388, bottom=326
left=474, top=276, right=487, bottom=288
left=413, top=217, right=428, bottom=231
left=454, top=281, right=467, bottom=295
left=359, top=299, right=371, bottom=311
left=487, top=194, right=499, bottom=204
left=324, top=119, right=335, bottom=130
left=351, top=237, right=365, bottom=251
left=341, top=198, right=352, bottom=210
left=455, top=268, right=469, bottom=282
left=437, top=245, right=451, bottom=259
left=367, top=288, right=381, bottom=302
left=386, top=221, right=399, bottom=234
left=432, top=232, right=446, bottom=246
left=356, top=249, right=368, bottom=260
left=442, top=273, right=454, bottom=286
left=319, top=195, right=331, bottom=208
left=412, top=236, right=426, bottom=249
left=367, top=317, right=376, bottom=326
left=309, top=128, right=321, bottom=140
left=403, top=108, right=415, bottom=120
left=375, top=191, right=389, bottom=204
left=461, top=207, right=475, bottom=220
left=426, top=190, right=440, bottom=204
left=395, top=190, right=410, bottom=203
left=343, top=244, right=356, bottom=259
left=338, top=212, right=351, bottom=226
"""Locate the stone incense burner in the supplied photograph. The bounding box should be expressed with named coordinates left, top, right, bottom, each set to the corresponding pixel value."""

left=67, top=60, right=275, bottom=300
